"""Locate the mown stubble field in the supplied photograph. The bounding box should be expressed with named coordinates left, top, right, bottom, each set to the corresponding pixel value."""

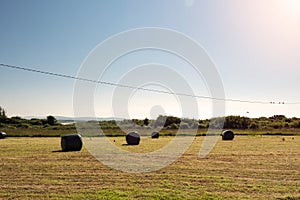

left=0, top=135, right=300, bottom=199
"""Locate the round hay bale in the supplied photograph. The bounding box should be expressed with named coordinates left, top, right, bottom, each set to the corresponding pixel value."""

left=61, top=134, right=83, bottom=151
left=222, top=130, right=234, bottom=140
left=126, top=131, right=140, bottom=145
left=151, top=131, right=159, bottom=139
left=0, top=132, right=7, bottom=139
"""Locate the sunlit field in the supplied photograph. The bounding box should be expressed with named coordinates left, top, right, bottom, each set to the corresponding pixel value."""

left=1, top=136, right=300, bottom=199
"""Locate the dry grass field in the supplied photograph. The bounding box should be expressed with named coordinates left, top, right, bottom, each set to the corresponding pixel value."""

left=0, top=136, right=300, bottom=199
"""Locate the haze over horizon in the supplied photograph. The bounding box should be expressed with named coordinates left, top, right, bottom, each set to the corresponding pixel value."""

left=0, top=0, right=300, bottom=119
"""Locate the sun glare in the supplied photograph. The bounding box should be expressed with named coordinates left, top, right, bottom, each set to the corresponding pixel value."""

left=282, top=0, right=300, bottom=17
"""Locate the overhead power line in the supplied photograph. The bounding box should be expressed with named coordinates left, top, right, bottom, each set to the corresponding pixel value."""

left=0, top=63, right=295, bottom=105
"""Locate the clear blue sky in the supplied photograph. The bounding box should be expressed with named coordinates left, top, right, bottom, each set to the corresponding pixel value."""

left=0, top=0, right=300, bottom=119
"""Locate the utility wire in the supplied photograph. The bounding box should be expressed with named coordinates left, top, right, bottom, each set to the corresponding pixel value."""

left=0, top=63, right=295, bottom=105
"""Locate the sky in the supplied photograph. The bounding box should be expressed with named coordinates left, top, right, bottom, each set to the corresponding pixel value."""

left=0, top=0, right=300, bottom=119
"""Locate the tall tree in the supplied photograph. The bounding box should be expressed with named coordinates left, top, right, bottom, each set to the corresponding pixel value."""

left=143, top=118, right=149, bottom=126
left=0, top=106, right=7, bottom=118
left=46, top=115, right=57, bottom=126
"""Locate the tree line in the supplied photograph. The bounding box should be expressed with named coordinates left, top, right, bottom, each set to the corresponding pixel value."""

left=2, top=105, right=300, bottom=130
left=0, top=106, right=62, bottom=129
left=129, top=115, right=300, bottom=130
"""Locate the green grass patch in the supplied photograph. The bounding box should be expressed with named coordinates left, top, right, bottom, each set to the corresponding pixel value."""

left=2, top=127, right=300, bottom=137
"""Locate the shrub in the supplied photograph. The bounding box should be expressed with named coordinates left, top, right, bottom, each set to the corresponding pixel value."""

left=168, top=123, right=179, bottom=129
left=249, top=122, right=259, bottom=129
left=180, top=123, right=189, bottom=129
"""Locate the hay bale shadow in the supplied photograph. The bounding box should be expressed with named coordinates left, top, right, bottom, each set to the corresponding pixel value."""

left=52, top=150, right=64, bottom=153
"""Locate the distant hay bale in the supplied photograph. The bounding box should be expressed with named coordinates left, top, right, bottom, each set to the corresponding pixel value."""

left=0, top=132, right=7, bottom=139
left=126, top=131, right=140, bottom=145
left=151, top=132, right=159, bottom=139
left=61, top=134, right=83, bottom=151
left=222, top=130, right=234, bottom=140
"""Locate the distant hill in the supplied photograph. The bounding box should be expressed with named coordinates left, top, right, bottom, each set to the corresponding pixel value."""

left=23, top=116, right=124, bottom=122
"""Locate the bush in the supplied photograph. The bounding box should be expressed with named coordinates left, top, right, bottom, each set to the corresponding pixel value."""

left=224, top=116, right=250, bottom=129
left=17, top=123, right=31, bottom=129
left=290, top=121, right=300, bottom=128
left=249, top=122, right=259, bottom=129
left=198, top=123, right=207, bottom=129
left=168, top=123, right=179, bottom=129
left=180, top=123, right=189, bottom=129
left=46, top=116, right=58, bottom=126
left=30, top=119, right=43, bottom=126
left=270, top=122, right=283, bottom=129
